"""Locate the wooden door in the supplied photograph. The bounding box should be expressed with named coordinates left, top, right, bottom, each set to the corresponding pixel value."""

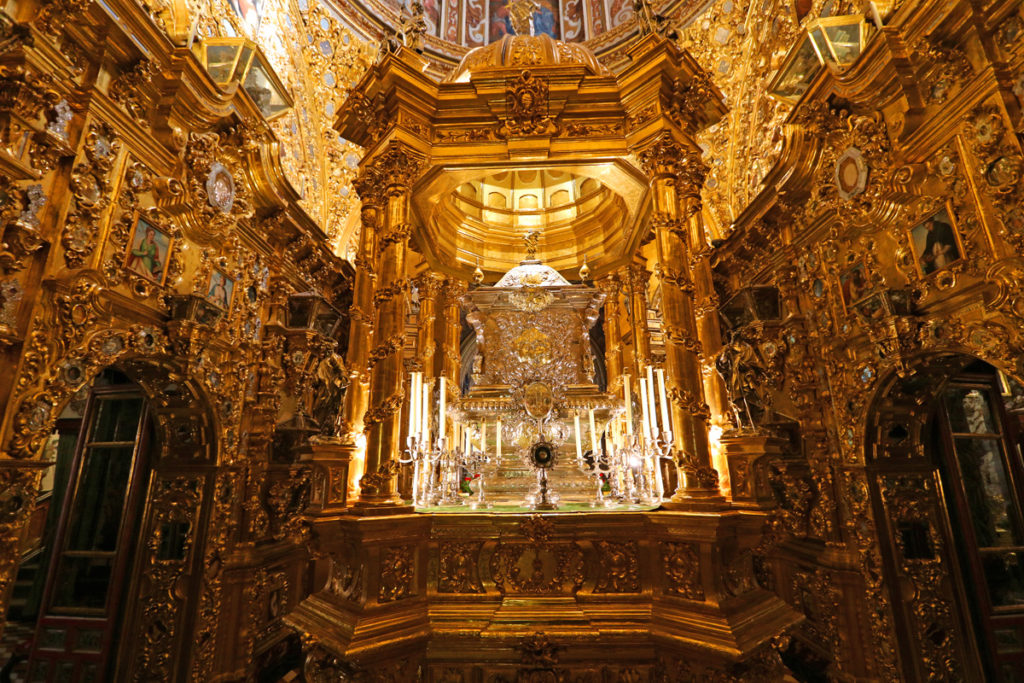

left=28, top=382, right=151, bottom=683
left=937, top=373, right=1024, bottom=681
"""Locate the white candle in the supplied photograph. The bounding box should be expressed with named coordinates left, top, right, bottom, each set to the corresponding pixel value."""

left=422, top=378, right=432, bottom=446
left=407, top=372, right=419, bottom=440
left=574, top=414, right=583, bottom=460
left=623, top=374, right=633, bottom=435
left=656, top=368, right=671, bottom=439
left=416, top=372, right=425, bottom=440
left=639, top=377, right=652, bottom=442
left=496, top=419, right=502, bottom=458
left=588, top=408, right=598, bottom=455
left=438, top=377, right=447, bottom=443
left=480, top=422, right=486, bottom=453
left=646, top=365, right=658, bottom=436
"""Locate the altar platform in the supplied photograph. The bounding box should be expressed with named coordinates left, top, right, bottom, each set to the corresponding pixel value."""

left=287, top=507, right=801, bottom=680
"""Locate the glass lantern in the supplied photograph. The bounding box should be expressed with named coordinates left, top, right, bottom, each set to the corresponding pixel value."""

left=806, top=15, right=870, bottom=71
left=196, top=38, right=293, bottom=121
left=767, top=34, right=823, bottom=104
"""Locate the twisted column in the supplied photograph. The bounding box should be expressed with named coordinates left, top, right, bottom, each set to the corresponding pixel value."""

left=340, top=176, right=381, bottom=445
left=597, top=274, right=624, bottom=393
left=358, top=144, right=424, bottom=508
left=638, top=133, right=721, bottom=504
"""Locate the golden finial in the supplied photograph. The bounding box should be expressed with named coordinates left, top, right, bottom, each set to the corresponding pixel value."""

left=579, top=253, right=590, bottom=281
left=473, top=257, right=484, bottom=284
left=508, top=0, right=539, bottom=36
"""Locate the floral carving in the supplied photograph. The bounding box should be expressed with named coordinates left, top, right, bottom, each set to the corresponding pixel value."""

left=379, top=545, right=415, bottom=602
left=662, top=541, right=703, bottom=599
left=594, top=541, right=641, bottom=593
left=438, top=541, right=484, bottom=593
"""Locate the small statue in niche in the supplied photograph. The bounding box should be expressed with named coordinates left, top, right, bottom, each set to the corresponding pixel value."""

left=471, top=353, right=485, bottom=385
left=311, top=354, right=349, bottom=436
left=715, top=332, right=779, bottom=431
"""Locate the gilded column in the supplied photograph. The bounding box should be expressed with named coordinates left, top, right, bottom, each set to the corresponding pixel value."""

left=340, top=172, right=381, bottom=495
left=414, top=272, right=445, bottom=379
left=639, top=133, right=721, bottom=503
left=440, top=278, right=467, bottom=439
left=625, top=262, right=653, bottom=378
left=597, top=274, right=624, bottom=393
left=690, top=212, right=729, bottom=435
left=358, top=144, right=424, bottom=508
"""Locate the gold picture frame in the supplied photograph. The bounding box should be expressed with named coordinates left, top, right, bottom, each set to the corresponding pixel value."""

left=907, top=204, right=964, bottom=279
left=124, top=213, right=174, bottom=286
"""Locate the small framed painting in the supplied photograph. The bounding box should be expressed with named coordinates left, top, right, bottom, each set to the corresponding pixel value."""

left=206, top=269, right=235, bottom=310
left=838, top=261, right=871, bottom=310
left=909, top=206, right=963, bottom=277
left=125, top=215, right=173, bottom=285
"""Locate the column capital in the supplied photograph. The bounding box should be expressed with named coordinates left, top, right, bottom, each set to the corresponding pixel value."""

left=624, top=262, right=652, bottom=291
left=413, top=271, right=446, bottom=299
left=637, top=132, right=708, bottom=195
left=596, top=273, right=620, bottom=295
left=353, top=165, right=384, bottom=204
left=367, top=141, right=426, bottom=194
left=442, top=277, right=468, bottom=303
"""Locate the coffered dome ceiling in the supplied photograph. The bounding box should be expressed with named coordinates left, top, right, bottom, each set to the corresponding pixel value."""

left=326, top=0, right=710, bottom=68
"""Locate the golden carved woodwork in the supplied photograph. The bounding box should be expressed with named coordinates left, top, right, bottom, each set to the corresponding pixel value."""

left=0, top=0, right=1022, bottom=678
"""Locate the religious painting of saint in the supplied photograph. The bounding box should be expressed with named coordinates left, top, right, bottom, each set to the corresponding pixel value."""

left=125, top=216, right=172, bottom=285
left=206, top=269, right=235, bottom=310
left=488, top=0, right=560, bottom=41
left=910, top=207, right=962, bottom=277
left=839, top=261, right=870, bottom=310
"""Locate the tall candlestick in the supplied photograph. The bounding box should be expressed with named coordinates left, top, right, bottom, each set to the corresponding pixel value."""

left=588, top=408, right=598, bottom=455
left=623, top=374, right=633, bottom=435
left=496, top=419, right=502, bottom=458
left=656, top=368, right=671, bottom=438
left=438, top=376, right=447, bottom=443
left=646, top=365, right=658, bottom=436
left=574, top=414, right=583, bottom=460
left=639, top=377, right=652, bottom=442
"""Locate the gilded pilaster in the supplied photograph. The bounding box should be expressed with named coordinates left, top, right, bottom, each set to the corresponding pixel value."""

left=639, top=133, right=721, bottom=504
left=358, top=143, right=424, bottom=509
